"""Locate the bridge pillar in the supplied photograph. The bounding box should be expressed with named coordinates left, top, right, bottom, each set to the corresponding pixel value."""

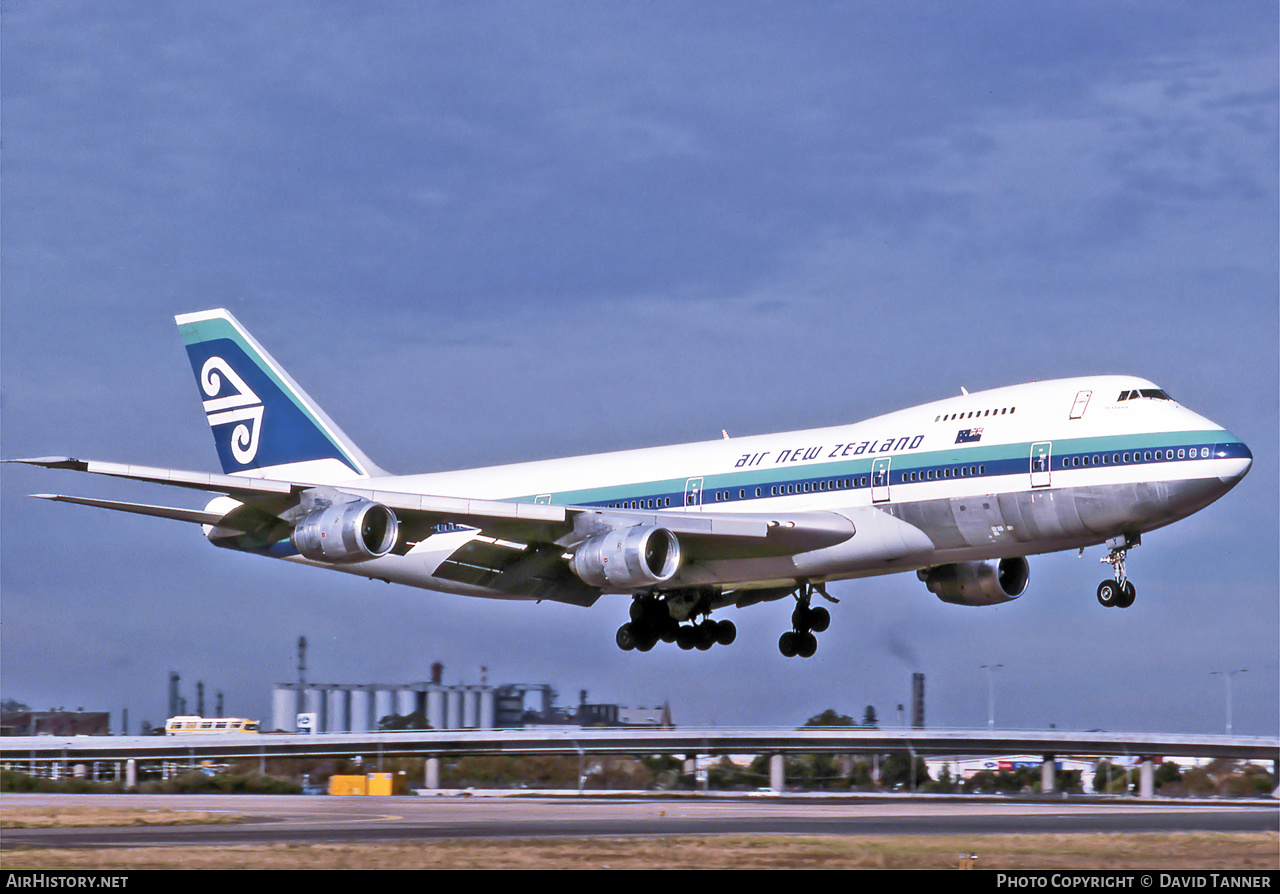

left=1041, top=755, right=1055, bottom=794
left=125, top=759, right=137, bottom=790
left=1139, top=757, right=1155, bottom=799
left=770, top=754, right=784, bottom=792
left=424, top=757, right=440, bottom=790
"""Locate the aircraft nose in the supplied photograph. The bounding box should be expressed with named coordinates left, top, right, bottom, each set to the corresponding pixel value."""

left=1215, top=436, right=1251, bottom=486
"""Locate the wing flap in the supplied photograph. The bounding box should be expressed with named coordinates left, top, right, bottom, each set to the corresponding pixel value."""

left=431, top=538, right=599, bottom=606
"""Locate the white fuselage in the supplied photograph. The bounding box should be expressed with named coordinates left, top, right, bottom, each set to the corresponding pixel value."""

left=291, top=376, right=1251, bottom=600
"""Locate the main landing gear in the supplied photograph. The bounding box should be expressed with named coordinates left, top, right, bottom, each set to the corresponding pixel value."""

left=779, top=581, right=837, bottom=659
left=615, top=593, right=736, bottom=652
left=1096, top=534, right=1139, bottom=609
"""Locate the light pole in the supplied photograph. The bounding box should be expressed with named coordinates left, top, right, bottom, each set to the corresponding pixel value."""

left=980, top=664, right=1003, bottom=730
left=1210, top=669, right=1246, bottom=735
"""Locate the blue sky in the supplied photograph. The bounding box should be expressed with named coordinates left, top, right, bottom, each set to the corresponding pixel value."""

left=3, top=2, right=1276, bottom=735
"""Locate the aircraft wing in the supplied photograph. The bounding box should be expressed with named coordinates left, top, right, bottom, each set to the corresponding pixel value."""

left=11, top=457, right=856, bottom=561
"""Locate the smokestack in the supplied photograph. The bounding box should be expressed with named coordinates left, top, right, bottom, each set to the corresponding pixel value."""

left=911, top=673, right=925, bottom=729
left=168, top=672, right=181, bottom=718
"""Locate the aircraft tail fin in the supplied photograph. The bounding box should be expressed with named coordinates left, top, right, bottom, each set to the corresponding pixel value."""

left=175, top=309, right=385, bottom=480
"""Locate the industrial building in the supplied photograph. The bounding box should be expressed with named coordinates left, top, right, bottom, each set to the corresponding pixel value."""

left=0, top=710, right=110, bottom=737
left=270, top=662, right=669, bottom=733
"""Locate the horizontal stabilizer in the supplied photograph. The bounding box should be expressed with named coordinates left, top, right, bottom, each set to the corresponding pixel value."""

left=31, top=494, right=232, bottom=528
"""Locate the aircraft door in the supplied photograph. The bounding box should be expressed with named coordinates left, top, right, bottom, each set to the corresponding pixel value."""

left=871, top=457, right=892, bottom=503
left=1070, top=390, right=1092, bottom=419
left=1031, top=442, right=1052, bottom=488
left=683, top=477, right=704, bottom=509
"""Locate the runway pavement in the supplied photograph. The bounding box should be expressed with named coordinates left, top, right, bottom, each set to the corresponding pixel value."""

left=3, top=792, right=1277, bottom=848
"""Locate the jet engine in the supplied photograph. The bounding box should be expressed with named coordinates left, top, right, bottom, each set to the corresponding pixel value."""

left=290, top=499, right=398, bottom=563
left=918, top=557, right=1030, bottom=606
left=570, top=525, right=681, bottom=590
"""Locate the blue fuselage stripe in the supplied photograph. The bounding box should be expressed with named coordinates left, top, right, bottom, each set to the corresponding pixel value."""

left=513, top=433, right=1246, bottom=510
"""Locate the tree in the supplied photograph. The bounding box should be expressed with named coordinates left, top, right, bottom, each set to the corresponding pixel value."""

left=936, top=762, right=955, bottom=792
left=1154, top=761, right=1182, bottom=790
left=881, top=752, right=930, bottom=789
left=862, top=706, right=878, bottom=728
left=1092, top=760, right=1130, bottom=794
left=804, top=709, right=854, bottom=727
left=378, top=712, right=430, bottom=731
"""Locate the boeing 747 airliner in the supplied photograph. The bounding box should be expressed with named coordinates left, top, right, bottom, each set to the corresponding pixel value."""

left=15, top=309, right=1252, bottom=657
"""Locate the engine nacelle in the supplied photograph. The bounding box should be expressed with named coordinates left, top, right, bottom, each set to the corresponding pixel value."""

left=570, top=525, right=681, bottom=590
left=290, top=499, right=398, bottom=563
left=918, top=557, right=1030, bottom=606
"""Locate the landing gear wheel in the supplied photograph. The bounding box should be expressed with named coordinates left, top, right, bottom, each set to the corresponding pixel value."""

left=808, top=606, right=831, bottom=633
left=616, top=623, right=638, bottom=650
left=796, top=631, right=818, bottom=658
left=792, top=605, right=810, bottom=630
left=1117, top=580, right=1136, bottom=609
left=1097, top=580, right=1120, bottom=608
left=715, top=619, right=737, bottom=646
left=676, top=626, right=697, bottom=651
left=779, top=631, right=798, bottom=658
left=695, top=621, right=716, bottom=651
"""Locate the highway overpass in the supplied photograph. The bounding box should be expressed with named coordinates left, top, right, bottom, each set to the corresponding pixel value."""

left=4, top=726, right=1276, bottom=798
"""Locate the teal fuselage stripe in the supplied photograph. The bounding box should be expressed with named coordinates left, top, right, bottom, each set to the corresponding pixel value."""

left=510, top=431, right=1244, bottom=509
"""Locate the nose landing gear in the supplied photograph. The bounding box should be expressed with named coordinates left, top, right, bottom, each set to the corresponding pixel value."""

left=1097, top=534, right=1139, bottom=609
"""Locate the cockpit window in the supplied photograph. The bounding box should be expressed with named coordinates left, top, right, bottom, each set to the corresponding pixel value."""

left=1118, top=389, right=1173, bottom=402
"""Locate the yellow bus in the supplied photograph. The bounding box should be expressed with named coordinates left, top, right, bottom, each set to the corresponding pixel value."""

left=164, top=716, right=260, bottom=735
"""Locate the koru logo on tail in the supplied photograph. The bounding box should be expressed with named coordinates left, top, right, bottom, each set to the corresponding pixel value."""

left=200, top=357, right=263, bottom=464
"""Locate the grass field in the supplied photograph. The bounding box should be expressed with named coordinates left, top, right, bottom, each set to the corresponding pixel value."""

left=3, top=834, right=1278, bottom=870
left=3, top=804, right=1277, bottom=870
